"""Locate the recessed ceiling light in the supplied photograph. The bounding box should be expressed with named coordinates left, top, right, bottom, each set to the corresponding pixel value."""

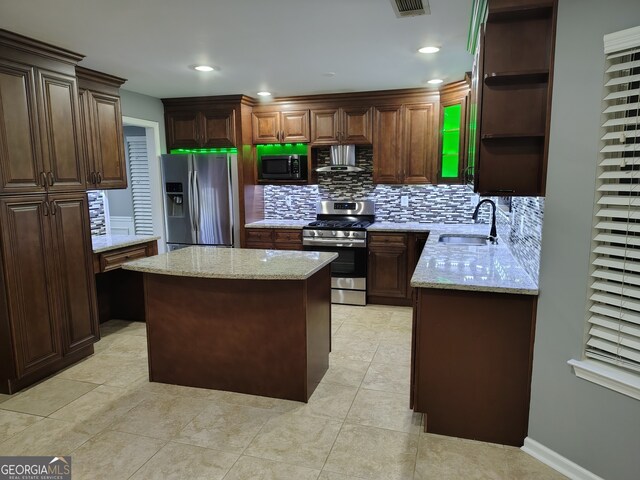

left=257, top=91, right=272, bottom=97
left=194, top=65, right=215, bottom=72
left=418, top=46, right=440, bottom=54
left=427, top=78, right=444, bottom=84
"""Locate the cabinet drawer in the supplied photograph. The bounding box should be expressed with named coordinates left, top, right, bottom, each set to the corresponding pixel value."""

left=369, top=233, right=408, bottom=246
left=246, top=229, right=274, bottom=243
left=274, top=229, right=302, bottom=244
left=99, top=245, right=149, bottom=272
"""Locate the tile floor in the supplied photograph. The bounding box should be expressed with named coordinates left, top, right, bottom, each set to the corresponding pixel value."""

left=0, top=305, right=566, bottom=480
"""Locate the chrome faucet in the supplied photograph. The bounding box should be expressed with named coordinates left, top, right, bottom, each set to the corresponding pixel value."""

left=472, top=199, right=498, bottom=244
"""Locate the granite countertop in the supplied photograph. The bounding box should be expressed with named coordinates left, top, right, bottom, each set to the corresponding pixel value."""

left=367, top=221, right=432, bottom=233
left=92, top=234, right=160, bottom=254
left=245, top=220, right=313, bottom=229
left=122, top=246, right=338, bottom=280
left=410, top=223, right=538, bottom=295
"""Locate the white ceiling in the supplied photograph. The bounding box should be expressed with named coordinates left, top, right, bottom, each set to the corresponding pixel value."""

left=0, top=0, right=474, bottom=99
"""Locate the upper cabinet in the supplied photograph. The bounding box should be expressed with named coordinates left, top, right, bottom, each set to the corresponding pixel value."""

left=0, top=31, right=86, bottom=194
left=475, top=0, right=557, bottom=196
left=310, top=107, right=373, bottom=146
left=252, top=109, right=309, bottom=144
left=76, top=67, right=127, bottom=190
left=438, top=79, right=470, bottom=184
left=373, top=100, right=438, bottom=185
left=163, top=99, right=238, bottom=151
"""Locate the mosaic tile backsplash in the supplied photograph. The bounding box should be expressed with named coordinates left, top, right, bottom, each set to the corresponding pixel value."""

left=88, top=190, right=107, bottom=236
left=264, top=147, right=544, bottom=283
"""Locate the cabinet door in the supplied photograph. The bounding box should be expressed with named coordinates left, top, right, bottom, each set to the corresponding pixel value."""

left=0, top=195, right=61, bottom=377
left=373, top=105, right=403, bottom=184
left=281, top=110, right=310, bottom=143
left=78, top=89, right=97, bottom=188
left=310, top=109, right=339, bottom=145
left=49, top=193, right=98, bottom=354
left=0, top=62, right=45, bottom=194
left=252, top=111, right=280, bottom=144
left=201, top=108, right=236, bottom=147
left=342, top=107, right=373, bottom=145
left=166, top=110, right=200, bottom=149
left=88, top=91, right=127, bottom=189
left=37, top=70, right=86, bottom=191
left=404, top=103, right=435, bottom=184
left=367, top=234, right=408, bottom=298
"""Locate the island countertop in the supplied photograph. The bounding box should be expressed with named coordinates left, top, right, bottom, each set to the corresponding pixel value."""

left=122, top=246, right=338, bottom=280
left=410, top=224, right=538, bottom=295
left=92, top=234, right=160, bottom=253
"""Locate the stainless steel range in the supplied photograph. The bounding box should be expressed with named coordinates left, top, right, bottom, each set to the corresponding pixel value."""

left=302, top=201, right=375, bottom=306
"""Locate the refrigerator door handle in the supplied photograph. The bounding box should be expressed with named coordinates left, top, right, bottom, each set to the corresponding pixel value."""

left=187, top=169, right=196, bottom=241
left=193, top=169, right=201, bottom=242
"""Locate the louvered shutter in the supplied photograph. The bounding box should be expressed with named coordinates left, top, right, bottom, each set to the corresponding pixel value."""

left=586, top=27, right=640, bottom=373
left=126, top=137, right=154, bottom=236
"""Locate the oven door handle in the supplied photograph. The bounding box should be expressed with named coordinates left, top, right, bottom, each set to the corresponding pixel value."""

left=303, top=238, right=367, bottom=248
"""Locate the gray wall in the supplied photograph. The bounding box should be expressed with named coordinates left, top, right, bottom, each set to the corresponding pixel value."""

left=529, top=2, right=640, bottom=479
left=119, top=89, right=166, bottom=154
left=105, top=126, right=142, bottom=217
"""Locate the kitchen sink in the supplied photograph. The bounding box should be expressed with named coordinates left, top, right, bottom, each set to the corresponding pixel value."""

left=438, top=234, right=491, bottom=246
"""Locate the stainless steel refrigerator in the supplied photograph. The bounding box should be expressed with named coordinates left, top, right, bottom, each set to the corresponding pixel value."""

left=161, top=154, right=235, bottom=250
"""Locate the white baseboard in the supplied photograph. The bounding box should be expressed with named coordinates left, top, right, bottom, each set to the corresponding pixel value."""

left=109, top=216, right=135, bottom=235
left=522, top=437, right=604, bottom=480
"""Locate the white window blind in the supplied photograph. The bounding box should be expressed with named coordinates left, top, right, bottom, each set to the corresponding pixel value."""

left=126, top=136, right=154, bottom=236
left=587, top=26, right=640, bottom=374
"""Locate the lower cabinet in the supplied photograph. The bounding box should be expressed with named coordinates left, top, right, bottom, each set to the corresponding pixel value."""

left=0, top=193, right=98, bottom=394
left=245, top=228, right=302, bottom=250
left=411, top=288, right=537, bottom=446
left=367, top=232, right=428, bottom=306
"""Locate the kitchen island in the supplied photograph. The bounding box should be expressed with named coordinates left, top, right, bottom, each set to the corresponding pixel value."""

left=123, top=247, right=337, bottom=402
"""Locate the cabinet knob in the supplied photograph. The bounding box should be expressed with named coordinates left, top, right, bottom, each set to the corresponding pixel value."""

left=47, top=172, right=54, bottom=186
left=40, top=172, right=47, bottom=188
left=42, top=201, right=49, bottom=217
left=97, top=172, right=103, bottom=184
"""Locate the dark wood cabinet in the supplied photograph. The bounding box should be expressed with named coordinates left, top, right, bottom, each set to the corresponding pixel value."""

left=0, top=48, right=86, bottom=194
left=245, top=228, right=302, bottom=250
left=310, top=107, right=373, bottom=145
left=438, top=80, right=470, bottom=183
left=0, top=193, right=98, bottom=393
left=475, top=0, right=557, bottom=195
left=373, top=102, right=437, bottom=185
left=77, top=67, right=127, bottom=190
left=368, top=231, right=428, bottom=306
left=412, top=287, right=537, bottom=446
left=252, top=110, right=309, bottom=144
left=165, top=107, right=236, bottom=150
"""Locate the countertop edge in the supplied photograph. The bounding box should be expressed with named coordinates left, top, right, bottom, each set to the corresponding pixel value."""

left=92, top=235, right=160, bottom=254
left=409, top=280, right=539, bottom=296
left=245, top=221, right=312, bottom=230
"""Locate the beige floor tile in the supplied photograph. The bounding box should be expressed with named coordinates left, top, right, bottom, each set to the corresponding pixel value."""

left=414, top=433, right=509, bottom=480
left=224, top=455, right=320, bottom=480
left=110, top=394, right=209, bottom=440
left=175, top=402, right=276, bottom=454
left=49, top=385, right=148, bottom=435
left=0, top=393, right=11, bottom=404
left=334, top=323, right=383, bottom=341
left=361, top=362, right=411, bottom=394
left=100, top=319, right=147, bottom=336
left=96, top=334, right=148, bottom=358
left=330, top=337, right=379, bottom=362
left=130, top=441, right=238, bottom=480
left=57, top=353, right=148, bottom=388
left=0, top=410, right=43, bottom=440
left=128, top=378, right=226, bottom=400
left=318, top=472, right=364, bottom=480
left=321, top=358, right=370, bottom=388
left=0, top=418, right=91, bottom=455
left=346, top=389, right=421, bottom=434
left=70, top=430, right=164, bottom=480
left=504, top=447, right=568, bottom=479
left=324, top=423, right=418, bottom=480
left=92, top=331, right=122, bottom=354
left=379, top=325, right=412, bottom=345
left=372, top=342, right=411, bottom=366
left=0, top=378, right=97, bottom=416
left=245, top=413, right=342, bottom=469
left=290, top=383, right=358, bottom=420
left=220, top=391, right=301, bottom=413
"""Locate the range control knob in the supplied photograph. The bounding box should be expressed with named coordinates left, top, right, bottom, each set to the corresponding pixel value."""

left=331, top=231, right=337, bottom=236
left=318, top=231, right=324, bottom=237
left=308, top=231, right=315, bottom=237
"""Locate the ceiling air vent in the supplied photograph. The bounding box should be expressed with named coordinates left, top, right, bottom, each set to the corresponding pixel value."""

left=390, top=0, right=430, bottom=18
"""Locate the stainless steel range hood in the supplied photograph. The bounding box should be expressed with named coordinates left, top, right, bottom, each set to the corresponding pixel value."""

left=316, top=145, right=363, bottom=173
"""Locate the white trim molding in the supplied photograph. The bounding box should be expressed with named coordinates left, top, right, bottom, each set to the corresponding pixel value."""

left=568, top=359, right=640, bottom=401
left=603, top=25, right=640, bottom=54
left=522, top=438, right=605, bottom=480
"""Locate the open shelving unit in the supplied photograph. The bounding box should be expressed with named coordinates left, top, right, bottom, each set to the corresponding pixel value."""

left=475, top=0, right=557, bottom=196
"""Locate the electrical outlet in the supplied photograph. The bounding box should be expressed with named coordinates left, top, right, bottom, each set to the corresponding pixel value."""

left=400, top=195, right=409, bottom=208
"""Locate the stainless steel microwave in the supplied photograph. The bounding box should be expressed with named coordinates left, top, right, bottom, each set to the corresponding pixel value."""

left=260, top=155, right=306, bottom=180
